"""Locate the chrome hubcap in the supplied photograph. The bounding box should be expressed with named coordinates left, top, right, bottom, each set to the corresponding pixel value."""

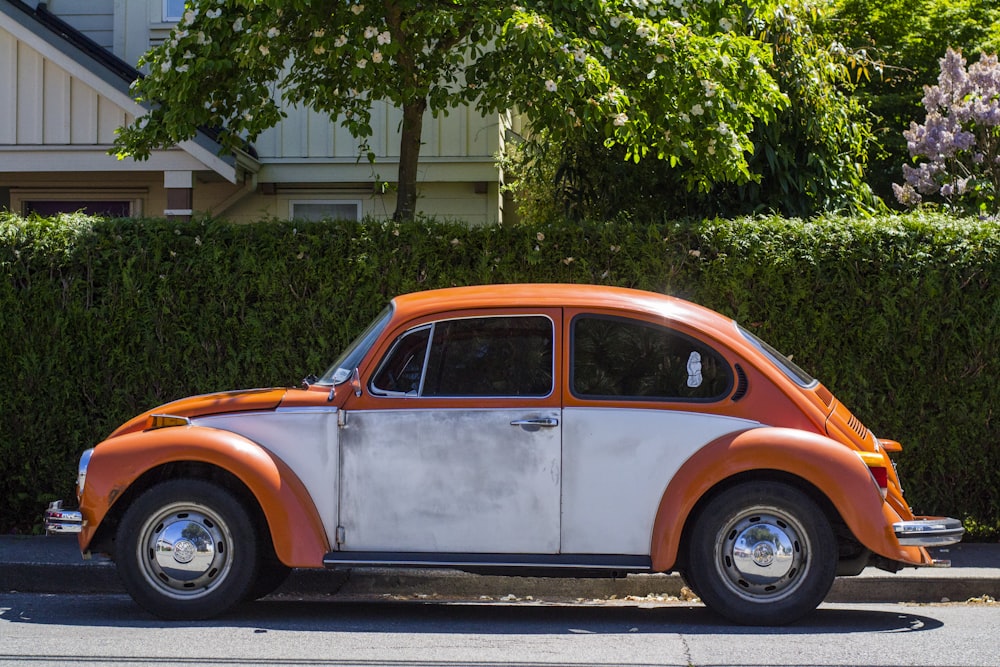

left=137, top=503, right=233, bottom=601
left=716, top=509, right=808, bottom=602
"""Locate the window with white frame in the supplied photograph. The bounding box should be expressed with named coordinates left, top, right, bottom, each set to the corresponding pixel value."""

left=12, top=190, right=144, bottom=218
left=289, top=200, right=362, bottom=222
left=163, top=0, right=186, bottom=22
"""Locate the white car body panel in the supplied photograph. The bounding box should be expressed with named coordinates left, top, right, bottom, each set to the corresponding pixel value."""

left=339, top=408, right=562, bottom=553
left=560, top=408, right=762, bottom=554
left=195, top=408, right=341, bottom=547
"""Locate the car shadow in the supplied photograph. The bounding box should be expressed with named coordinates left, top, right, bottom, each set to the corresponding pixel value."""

left=0, top=593, right=944, bottom=634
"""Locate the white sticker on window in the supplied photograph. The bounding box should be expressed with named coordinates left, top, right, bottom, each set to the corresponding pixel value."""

left=686, top=351, right=703, bottom=388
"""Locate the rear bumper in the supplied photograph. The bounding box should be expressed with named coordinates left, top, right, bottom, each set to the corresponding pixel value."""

left=44, top=500, right=83, bottom=534
left=893, top=517, right=964, bottom=547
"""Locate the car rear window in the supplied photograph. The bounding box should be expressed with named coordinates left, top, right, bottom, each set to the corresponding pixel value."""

left=571, top=315, right=733, bottom=401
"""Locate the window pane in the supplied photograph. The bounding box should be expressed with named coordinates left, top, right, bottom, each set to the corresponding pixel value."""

left=371, top=327, right=430, bottom=395
left=24, top=200, right=131, bottom=218
left=163, top=0, right=186, bottom=21
left=423, top=317, right=553, bottom=397
left=572, top=316, right=732, bottom=401
left=291, top=202, right=360, bottom=222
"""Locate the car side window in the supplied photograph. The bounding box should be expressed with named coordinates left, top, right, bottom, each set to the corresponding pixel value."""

left=371, top=316, right=554, bottom=397
left=370, top=326, right=431, bottom=394
left=571, top=315, right=732, bottom=401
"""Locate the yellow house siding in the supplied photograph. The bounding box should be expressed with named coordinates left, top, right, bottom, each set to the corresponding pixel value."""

left=0, top=26, right=132, bottom=148
left=44, top=0, right=114, bottom=50
left=0, top=28, right=16, bottom=144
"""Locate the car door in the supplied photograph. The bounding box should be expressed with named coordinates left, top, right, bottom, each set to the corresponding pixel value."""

left=560, top=311, right=758, bottom=555
left=337, top=310, right=562, bottom=554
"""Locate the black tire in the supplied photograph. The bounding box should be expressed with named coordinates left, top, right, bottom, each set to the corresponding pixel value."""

left=115, top=479, right=260, bottom=620
left=246, top=550, right=292, bottom=601
left=685, top=482, right=837, bottom=626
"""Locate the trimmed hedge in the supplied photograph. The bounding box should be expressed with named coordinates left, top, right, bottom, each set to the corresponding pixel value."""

left=1, top=211, right=997, bottom=538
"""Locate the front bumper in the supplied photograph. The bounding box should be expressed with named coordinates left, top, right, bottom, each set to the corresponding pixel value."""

left=893, top=517, right=964, bottom=547
left=44, top=500, right=84, bottom=534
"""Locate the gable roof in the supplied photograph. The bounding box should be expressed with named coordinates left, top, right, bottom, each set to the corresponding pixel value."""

left=0, top=0, right=255, bottom=182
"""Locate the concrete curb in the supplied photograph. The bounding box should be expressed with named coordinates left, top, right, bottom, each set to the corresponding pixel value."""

left=2, top=536, right=998, bottom=604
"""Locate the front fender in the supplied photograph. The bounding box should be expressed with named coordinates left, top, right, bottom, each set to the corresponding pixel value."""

left=649, top=427, right=930, bottom=571
left=79, top=425, right=329, bottom=567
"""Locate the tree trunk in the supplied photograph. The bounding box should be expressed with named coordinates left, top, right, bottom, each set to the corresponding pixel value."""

left=395, top=97, right=428, bottom=222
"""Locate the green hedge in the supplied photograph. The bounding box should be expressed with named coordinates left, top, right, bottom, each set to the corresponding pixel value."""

left=1, top=211, right=997, bottom=538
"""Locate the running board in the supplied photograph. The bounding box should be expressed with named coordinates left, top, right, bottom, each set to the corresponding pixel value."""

left=323, top=551, right=652, bottom=577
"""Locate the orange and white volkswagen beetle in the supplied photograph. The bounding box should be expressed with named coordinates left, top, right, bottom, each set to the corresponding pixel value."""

left=45, top=284, right=962, bottom=624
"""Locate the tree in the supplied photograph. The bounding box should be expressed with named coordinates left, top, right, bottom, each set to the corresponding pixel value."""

left=113, top=0, right=788, bottom=222
left=502, top=0, right=878, bottom=221
left=822, top=0, right=1000, bottom=204
left=894, top=48, right=1000, bottom=215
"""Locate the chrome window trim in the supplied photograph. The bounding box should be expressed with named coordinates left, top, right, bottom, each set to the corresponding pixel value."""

left=368, top=313, right=556, bottom=400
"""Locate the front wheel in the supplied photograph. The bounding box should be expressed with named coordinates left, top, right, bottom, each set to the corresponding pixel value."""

left=115, top=479, right=259, bottom=620
left=685, top=482, right=837, bottom=626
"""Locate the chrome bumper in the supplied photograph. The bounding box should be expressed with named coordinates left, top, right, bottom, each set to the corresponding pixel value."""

left=893, top=517, right=964, bottom=547
left=44, top=500, right=84, bottom=534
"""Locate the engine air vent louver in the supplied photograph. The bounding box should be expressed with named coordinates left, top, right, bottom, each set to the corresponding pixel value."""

left=847, top=413, right=870, bottom=439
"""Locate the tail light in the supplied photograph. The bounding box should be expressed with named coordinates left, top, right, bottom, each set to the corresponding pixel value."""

left=858, top=451, right=889, bottom=499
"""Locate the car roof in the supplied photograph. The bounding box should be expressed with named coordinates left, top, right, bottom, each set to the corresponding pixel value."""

left=390, top=284, right=736, bottom=335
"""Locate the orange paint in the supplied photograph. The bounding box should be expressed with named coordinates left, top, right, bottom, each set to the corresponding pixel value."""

left=79, top=425, right=329, bottom=567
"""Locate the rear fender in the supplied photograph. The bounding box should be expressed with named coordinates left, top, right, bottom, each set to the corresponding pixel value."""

left=79, top=426, right=329, bottom=567
left=649, top=427, right=929, bottom=571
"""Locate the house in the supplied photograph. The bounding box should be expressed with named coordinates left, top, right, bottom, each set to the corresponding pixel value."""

left=0, top=0, right=509, bottom=223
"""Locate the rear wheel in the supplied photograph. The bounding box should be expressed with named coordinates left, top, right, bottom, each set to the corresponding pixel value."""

left=685, top=482, right=837, bottom=625
left=116, top=479, right=259, bottom=620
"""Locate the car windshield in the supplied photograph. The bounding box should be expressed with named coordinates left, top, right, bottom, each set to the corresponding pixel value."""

left=317, top=305, right=393, bottom=385
left=738, top=325, right=817, bottom=388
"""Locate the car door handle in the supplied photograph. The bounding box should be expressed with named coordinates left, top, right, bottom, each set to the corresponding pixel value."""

left=510, top=418, right=559, bottom=428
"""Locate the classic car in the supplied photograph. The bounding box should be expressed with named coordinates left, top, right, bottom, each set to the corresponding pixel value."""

left=45, top=284, right=963, bottom=625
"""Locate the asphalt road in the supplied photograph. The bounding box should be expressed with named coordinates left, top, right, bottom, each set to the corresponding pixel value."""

left=1, top=592, right=998, bottom=666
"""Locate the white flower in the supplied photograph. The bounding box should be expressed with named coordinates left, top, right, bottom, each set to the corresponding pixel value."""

left=545, top=79, right=558, bottom=92
left=351, top=3, right=364, bottom=14
left=691, top=103, right=704, bottom=116
left=183, top=50, right=195, bottom=59
left=574, top=48, right=586, bottom=63
left=160, top=60, right=172, bottom=73
left=313, top=29, right=326, bottom=38
left=357, top=58, right=367, bottom=69
left=364, top=26, right=377, bottom=39
left=206, top=8, right=222, bottom=19
left=314, top=45, right=326, bottom=55
left=719, top=17, right=732, bottom=31
left=233, top=17, right=244, bottom=32
left=176, top=64, right=189, bottom=73
left=602, top=45, right=613, bottom=58
left=636, top=24, right=650, bottom=38
left=182, top=9, right=197, bottom=25
left=335, top=35, right=348, bottom=47
left=610, top=16, right=621, bottom=28
left=372, top=50, right=383, bottom=63
left=267, top=27, right=281, bottom=38
left=259, top=45, right=270, bottom=55
left=378, top=31, right=391, bottom=44
left=613, top=113, right=628, bottom=126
